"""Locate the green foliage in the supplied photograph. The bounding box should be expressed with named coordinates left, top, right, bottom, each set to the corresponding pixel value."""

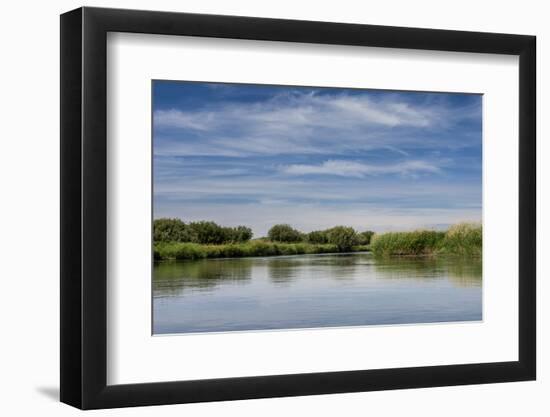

left=153, top=218, right=197, bottom=243
left=154, top=242, right=206, bottom=260
left=370, top=223, right=482, bottom=257
left=230, top=225, right=253, bottom=243
left=153, top=218, right=253, bottom=244
left=267, top=224, right=303, bottom=243
left=154, top=218, right=481, bottom=260
left=306, top=230, right=329, bottom=244
left=439, top=223, right=482, bottom=256
left=154, top=241, right=339, bottom=260
left=357, top=230, right=375, bottom=246
left=370, top=230, right=444, bottom=256
left=326, top=226, right=358, bottom=251
left=188, top=221, right=229, bottom=244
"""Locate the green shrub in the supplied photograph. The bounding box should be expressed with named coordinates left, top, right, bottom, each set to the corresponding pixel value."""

left=154, top=218, right=253, bottom=244
left=154, top=221, right=482, bottom=260
left=229, top=225, right=253, bottom=243
left=267, top=224, right=303, bottom=243
left=357, top=230, right=375, bottom=245
left=153, top=218, right=197, bottom=243
left=188, top=221, right=229, bottom=244
left=306, top=230, right=329, bottom=244
left=326, top=226, right=358, bottom=251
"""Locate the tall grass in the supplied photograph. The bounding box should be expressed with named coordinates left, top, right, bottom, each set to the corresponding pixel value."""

left=154, top=241, right=342, bottom=261
left=154, top=223, right=482, bottom=260
left=370, top=230, right=445, bottom=256
left=439, top=223, right=482, bottom=256
left=370, top=223, right=482, bottom=257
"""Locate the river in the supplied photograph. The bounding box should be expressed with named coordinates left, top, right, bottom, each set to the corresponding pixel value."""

left=153, top=252, right=482, bottom=334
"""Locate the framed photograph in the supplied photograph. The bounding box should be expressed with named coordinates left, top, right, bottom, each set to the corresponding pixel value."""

left=60, top=6, right=536, bottom=409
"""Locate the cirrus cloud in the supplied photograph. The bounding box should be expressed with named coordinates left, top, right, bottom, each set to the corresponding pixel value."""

left=281, top=159, right=441, bottom=178
left=153, top=81, right=482, bottom=234
left=153, top=89, right=481, bottom=158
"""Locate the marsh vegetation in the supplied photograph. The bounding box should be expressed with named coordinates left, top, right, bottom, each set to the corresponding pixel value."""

left=153, top=218, right=481, bottom=260
left=369, top=223, right=482, bottom=257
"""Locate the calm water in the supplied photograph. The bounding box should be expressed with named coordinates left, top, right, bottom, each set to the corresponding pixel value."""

left=153, top=252, right=482, bottom=334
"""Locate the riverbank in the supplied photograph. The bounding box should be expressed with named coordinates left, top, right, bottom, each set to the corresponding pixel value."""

left=153, top=221, right=482, bottom=260
left=154, top=240, right=370, bottom=260
left=370, top=223, right=482, bottom=257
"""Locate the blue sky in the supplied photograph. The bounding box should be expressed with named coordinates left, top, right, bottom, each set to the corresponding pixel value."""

left=153, top=81, right=482, bottom=237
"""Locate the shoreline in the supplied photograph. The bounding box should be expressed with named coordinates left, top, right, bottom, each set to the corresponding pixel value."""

left=153, top=222, right=482, bottom=261
left=154, top=241, right=370, bottom=261
left=154, top=249, right=373, bottom=263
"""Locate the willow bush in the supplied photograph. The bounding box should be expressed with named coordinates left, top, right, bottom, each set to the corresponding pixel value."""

left=153, top=218, right=252, bottom=244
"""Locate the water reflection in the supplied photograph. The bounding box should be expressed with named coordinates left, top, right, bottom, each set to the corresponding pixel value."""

left=266, top=258, right=297, bottom=285
left=154, top=252, right=481, bottom=297
left=153, top=252, right=482, bottom=333
left=373, top=256, right=482, bottom=287
left=154, top=258, right=252, bottom=296
left=266, top=253, right=360, bottom=285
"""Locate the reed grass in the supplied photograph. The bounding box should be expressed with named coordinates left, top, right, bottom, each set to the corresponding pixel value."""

left=154, top=241, right=344, bottom=260
left=370, top=223, right=482, bottom=257
left=438, top=223, right=482, bottom=256
left=154, top=223, right=481, bottom=260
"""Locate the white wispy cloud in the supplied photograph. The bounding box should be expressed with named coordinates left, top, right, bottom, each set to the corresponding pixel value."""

left=153, top=85, right=482, bottom=234
left=154, top=176, right=479, bottom=208
left=280, top=159, right=441, bottom=178
left=154, top=93, right=437, bottom=131
left=153, top=91, right=479, bottom=157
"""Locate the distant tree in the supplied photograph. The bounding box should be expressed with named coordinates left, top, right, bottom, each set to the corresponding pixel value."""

left=357, top=230, right=375, bottom=245
left=221, top=225, right=253, bottom=243
left=327, top=226, right=358, bottom=251
left=231, top=225, right=253, bottom=243
left=267, top=224, right=303, bottom=243
left=153, top=218, right=197, bottom=243
left=189, top=221, right=227, bottom=244
left=155, top=218, right=253, bottom=244
left=307, top=230, right=329, bottom=244
left=185, top=221, right=254, bottom=244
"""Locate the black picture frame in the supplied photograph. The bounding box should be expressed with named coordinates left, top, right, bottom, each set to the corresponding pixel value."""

left=60, top=6, right=536, bottom=410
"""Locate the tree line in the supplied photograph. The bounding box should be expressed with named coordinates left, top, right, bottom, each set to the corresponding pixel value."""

left=153, top=218, right=253, bottom=244
left=154, top=218, right=374, bottom=252
left=267, top=224, right=374, bottom=251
